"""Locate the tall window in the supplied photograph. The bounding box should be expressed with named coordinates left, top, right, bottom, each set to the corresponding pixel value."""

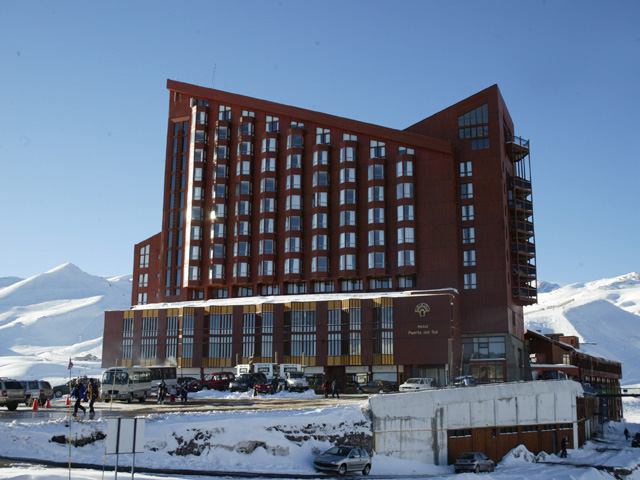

left=464, top=273, right=477, bottom=289
left=370, top=140, right=385, bottom=158
left=461, top=183, right=473, bottom=199
left=340, top=146, right=356, bottom=163
left=462, top=205, right=474, bottom=221
left=139, top=245, right=150, bottom=268
left=462, top=227, right=476, bottom=244
left=316, top=127, right=330, bottom=144
left=208, top=309, right=233, bottom=359
left=463, top=250, right=476, bottom=266
left=242, top=312, right=256, bottom=359
left=328, top=307, right=342, bottom=356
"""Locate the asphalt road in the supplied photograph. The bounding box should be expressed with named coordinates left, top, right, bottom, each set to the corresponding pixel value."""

left=0, top=393, right=368, bottom=421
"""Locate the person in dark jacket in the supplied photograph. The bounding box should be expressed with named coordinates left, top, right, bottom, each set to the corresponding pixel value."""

left=624, top=428, right=630, bottom=440
left=72, top=381, right=87, bottom=415
left=322, top=380, right=330, bottom=398
left=560, top=436, right=568, bottom=457
left=157, top=381, right=167, bottom=404
left=180, top=383, right=188, bottom=404
left=331, top=379, right=340, bottom=399
left=88, top=379, right=99, bottom=415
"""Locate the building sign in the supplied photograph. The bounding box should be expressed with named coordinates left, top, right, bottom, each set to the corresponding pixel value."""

left=415, top=303, right=430, bottom=317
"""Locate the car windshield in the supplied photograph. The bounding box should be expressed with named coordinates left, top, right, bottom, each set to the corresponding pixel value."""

left=236, top=375, right=252, bottom=382
left=288, top=372, right=303, bottom=378
left=325, top=446, right=352, bottom=457
left=458, top=453, right=475, bottom=460
left=5, top=381, right=22, bottom=389
left=103, top=371, right=129, bottom=385
left=406, top=379, right=420, bottom=384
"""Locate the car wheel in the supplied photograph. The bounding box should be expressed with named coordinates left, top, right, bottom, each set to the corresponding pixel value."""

left=357, top=388, right=364, bottom=394
left=55, top=391, right=62, bottom=398
left=362, top=464, right=371, bottom=475
left=6, top=403, right=18, bottom=411
left=338, top=464, right=347, bottom=476
left=379, top=389, right=385, bottom=394
left=127, top=394, right=133, bottom=404
left=139, top=392, right=147, bottom=403
left=474, top=465, right=480, bottom=473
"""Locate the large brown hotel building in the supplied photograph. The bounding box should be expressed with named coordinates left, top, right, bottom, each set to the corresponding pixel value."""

left=102, top=80, right=537, bottom=389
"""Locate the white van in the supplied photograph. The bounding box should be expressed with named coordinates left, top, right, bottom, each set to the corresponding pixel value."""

left=399, top=377, right=436, bottom=392
left=102, top=367, right=152, bottom=403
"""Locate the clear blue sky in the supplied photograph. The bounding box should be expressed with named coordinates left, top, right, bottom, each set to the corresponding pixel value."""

left=1, top=1, right=638, bottom=286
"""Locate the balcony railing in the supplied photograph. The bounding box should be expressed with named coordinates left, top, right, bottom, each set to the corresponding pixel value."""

left=506, top=136, right=529, bottom=148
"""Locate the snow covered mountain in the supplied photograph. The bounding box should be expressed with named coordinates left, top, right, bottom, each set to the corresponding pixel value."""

left=525, top=272, right=640, bottom=385
left=0, top=263, right=131, bottom=383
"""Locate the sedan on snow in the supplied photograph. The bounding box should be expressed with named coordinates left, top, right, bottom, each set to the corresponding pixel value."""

left=313, top=445, right=371, bottom=476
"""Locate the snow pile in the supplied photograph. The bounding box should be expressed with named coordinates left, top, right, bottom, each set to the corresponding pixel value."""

left=500, top=445, right=539, bottom=466
left=525, top=272, right=640, bottom=384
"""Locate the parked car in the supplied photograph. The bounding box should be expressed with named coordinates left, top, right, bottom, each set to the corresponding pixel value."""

left=176, top=377, right=199, bottom=392
left=632, top=432, right=640, bottom=448
left=19, top=380, right=54, bottom=406
left=192, top=372, right=235, bottom=391
left=53, top=380, right=76, bottom=398
left=229, top=373, right=268, bottom=393
left=454, top=452, right=494, bottom=473
left=399, top=377, right=436, bottom=392
left=253, top=378, right=279, bottom=395
left=0, top=378, right=26, bottom=411
left=313, top=445, right=371, bottom=476
left=453, top=375, right=477, bottom=387
left=356, top=380, right=398, bottom=394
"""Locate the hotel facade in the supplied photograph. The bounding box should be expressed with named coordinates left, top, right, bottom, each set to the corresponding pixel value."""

left=102, top=80, right=537, bottom=390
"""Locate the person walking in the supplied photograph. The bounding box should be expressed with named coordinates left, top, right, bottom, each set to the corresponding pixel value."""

left=560, top=436, right=568, bottom=458
left=322, top=380, right=330, bottom=398
left=72, top=380, right=87, bottom=416
left=157, top=380, right=167, bottom=404
left=180, top=383, right=188, bottom=404
left=88, top=379, right=99, bottom=415
left=331, top=379, right=340, bottom=399
left=624, top=428, right=630, bottom=440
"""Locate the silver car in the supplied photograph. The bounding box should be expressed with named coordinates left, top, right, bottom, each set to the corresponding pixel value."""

left=0, top=378, right=26, bottom=411
left=314, top=445, right=371, bottom=476
left=454, top=452, right=495, bottom=473
left=19, top=380, right=54, bottom=406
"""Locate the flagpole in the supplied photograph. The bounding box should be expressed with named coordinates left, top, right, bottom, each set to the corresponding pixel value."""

left=67, top=357, right=73, bottom=480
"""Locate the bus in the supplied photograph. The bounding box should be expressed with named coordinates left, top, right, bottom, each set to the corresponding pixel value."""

left=102, top=366, right=152, bottom=403
left=149, top=366, right=178, bottom=394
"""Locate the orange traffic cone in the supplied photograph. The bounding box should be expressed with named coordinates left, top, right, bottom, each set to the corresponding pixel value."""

left=45, top=398, right=51, bottom=408
left=66, top=396, right=70, bottom=406
left=32, top=399, right=38, bottom=410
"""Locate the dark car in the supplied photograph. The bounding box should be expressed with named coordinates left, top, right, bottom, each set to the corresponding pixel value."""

left=454, top=452, right=494, bottom=473
left=229, top=373, right=268, bottom=393
left=192, top=372, right=235, bottom=391
left=314, top=445, right=371, bottom=476
left=176, top=376, right=199, bottom=392
left=632, top=432, right=640, bottom=448
left=254, top=378, right=279, bottom=395
left=53, top=380, right=75, bottom=398
left=453, top=375, right=478, bottom=387
left=357, top=380, right=398, bottom=394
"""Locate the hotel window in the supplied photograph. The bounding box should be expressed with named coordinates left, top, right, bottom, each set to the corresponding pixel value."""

left=259, top=239, right=275, bottom=255
left=396, top=159, right=414, bottom=177
left=368, top=207, right=385, bottom=224
left=235, top=221, right=251, bottom=236
left=213, top=203, right=227, bottom=219
left=312, top=234, right=329, bottom=251
left=215, top=145, right=228, bottom=161
left=343, top=133, right=358, bottom=141
left=215, top=125, right=228, bottom=141
left=562, top=353, right=571, bottom=365
left=340, top=167, right=356, bottom=183
left=193, top=167, right=203, bottom=182
left=286, top=195, right=302, bottom=211
left=262, top=137, right=277, bottom=153
left=458, top=104, right=489, bottom=149
left=234, top=242, right=250, bottom=257
left=138, top=273, right=148, bottom=288
left=287, top=133, right=303, bottom=149
left=460, top=161, right=472, bottom=177
left=236, top=181, right=251, bottom=195
left=397, top=227, right=415, bottom=244
left=368, top=164, right=384, bottom=180
left=462, top=205, right=475, bottom=221
left=259, top=260, right=275, bottom=276
left=139, top=245, right=150, bottom=268
left=233, top=262, right=250, bottom=278
left=340, top=189, right=356, bottom=205
left=290, top=121, right=304, bottom=128
left=398, top=249, right=415, bottom=267
left=285, top=237, right=301, bottom=253
left=218, top=105, right=231, bottom=121
left=241, top=110, right=255, bottom=117
left=462, top=227, right=475, bottom=244
left=208, top=310, right=233, bottom=358
left=397, top=204, right=414, bottom=222
left=213, top=183, right=227, bottom=198
left=340, top=254, right=356, bottom=271
left=192, top=206, right=203, bottom=220
left=286, top=154, right=302, bottom=169
left=463, top=250, right=476, bottom=266
left=368, top=230, right=385, bottom=246
left=313, top=171, right=329, bottom=187
left=235, top=200, right=251, bottom=216
left=312, top=256, right=329, bottom=272
left=398, top=275, right=416, bottom=288
left=191, top=225, right=202, bottom=240
left=461, top=183, right=473, bottom=199
left=260, top=284, right=279, bottom=296
left=260, top=177, right=276, bottom=193
left=237, top=161, right=251, bottom=176
left=190, top=245, right=201, bottom=261
left=341, top=279, right=362, bottom=290
left=397, top=182, right=414, bottom=199
left=286, top=215, right=301, bottom=231
left=312, top=213, right=328, bottom=229
left=464, top=273, right=477, bottom=289
left=195, top=130, right=207, bottom=144
left=212, top=223, right=226, bottom=239
left=313, top=150, right=329, bottom=166
left=266, top=116, right=279, bottom=132
left=316, top=127, right=330, bottom=144
left=238, top=122, right=254, bottom=137
left=242, top=312, right=256, bottom=359
left=194, top=149, right=205, bottom=163
left=286, top=174, right=301, bottom=190
left=340, top=210, right=356, bottom=226
left=260, top=197, right=276, bottom=213
left=340, top=232, right=357, bottom=248
left=261, top=157, right=276, bottom=172
left=188, top=266, right=201, bottom=281
left=212, top=244, right=225, bottom=259
left=284, top=258, right=301, bottom=274
left=340, top=146, right=356, bottom=163
left=398, top=146, right=415, bottom=155
left=312, top=191, right=328, bottom=207
left=214, top=164, right=228, bottom=179
left=313, top=281, right=334, bottom=293
left=237, top=141, right=253, bottom=156
left=370, top=140, right=385, bottom=158
left=368, top=186, right=384, bottom=202
left=260, top=218, right=275, bottom=234
left=369, top=252, right=385, bottom=269
left=369, top=278, right=392, bottom=289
